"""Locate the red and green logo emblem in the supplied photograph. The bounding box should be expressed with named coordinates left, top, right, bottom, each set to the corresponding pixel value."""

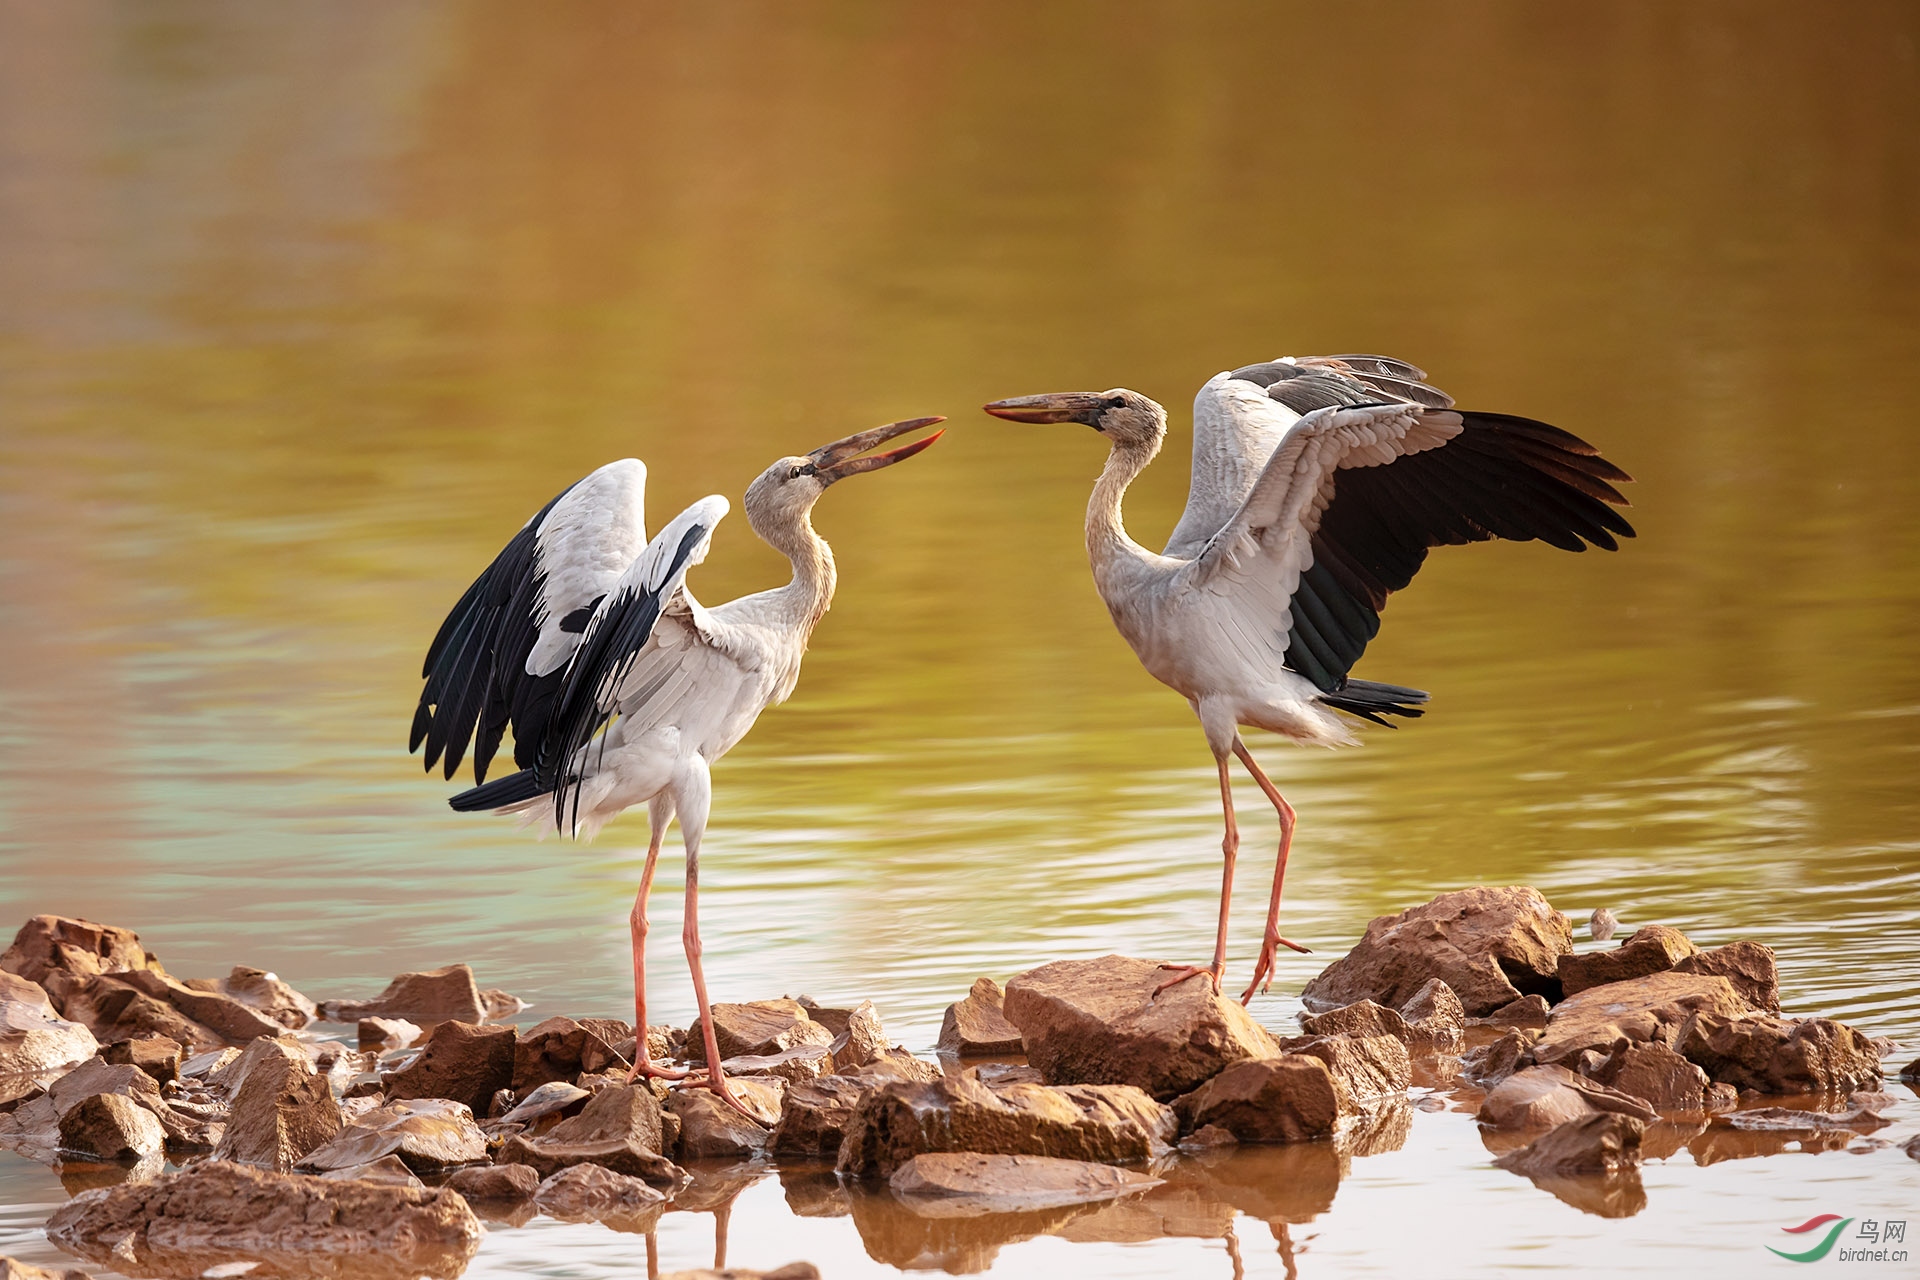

left=1770, top=1215, right=1853, bottom=1263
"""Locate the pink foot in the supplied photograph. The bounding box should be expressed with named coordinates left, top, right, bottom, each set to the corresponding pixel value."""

left=1154, top=962, right=1224, bottom=998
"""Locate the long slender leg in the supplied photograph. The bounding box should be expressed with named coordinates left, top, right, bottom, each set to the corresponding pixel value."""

left=1235, top=739, right=1311, bottom=1004
left=670, top=757, right=762, bottom=1121
left=627, top=797, right=686, bottom=1082
left=1155, top=754, right=1239, bottom=996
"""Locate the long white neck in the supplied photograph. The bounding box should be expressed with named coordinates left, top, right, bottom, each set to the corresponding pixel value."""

left=757, top=508, right=839, bottom=631
left=1086, top=437, right=1160, bottom=586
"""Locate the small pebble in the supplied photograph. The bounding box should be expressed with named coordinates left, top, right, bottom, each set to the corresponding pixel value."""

left=1589, top=908, right=1618, bottom=942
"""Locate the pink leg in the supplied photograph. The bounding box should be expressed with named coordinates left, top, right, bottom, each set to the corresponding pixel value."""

left=678, top=851, right=763, bottom=1122
left=1155, top=756, right=1239, bottom=997
left=625, top=828, right=687, bottom=1083
left=1234, top=739, right=1311, bottom=1004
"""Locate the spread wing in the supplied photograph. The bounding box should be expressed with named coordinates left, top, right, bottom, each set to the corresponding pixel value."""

left=537, top=495, right=730, bottom=827
left=1164, top=355, right=1455, bottom=560
left=411, top=459, right=649, bottom=783
left=1185, top=393, right=1634, bottom=695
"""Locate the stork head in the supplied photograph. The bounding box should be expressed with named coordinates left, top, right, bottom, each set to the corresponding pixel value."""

left=982, top=388, right=1166, bottom=449
left=744, top=416, right=945, bottom=527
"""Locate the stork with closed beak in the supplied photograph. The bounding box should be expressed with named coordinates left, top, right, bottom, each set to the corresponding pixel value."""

left=986, top=356, right=1632, bottom=1003
left=411, top=417, right=943, bottom=1115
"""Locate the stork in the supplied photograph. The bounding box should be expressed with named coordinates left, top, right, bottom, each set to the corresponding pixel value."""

left=985, top=356, right=1633, bottom=1003
left=410, top=417, right=944, bottom=1114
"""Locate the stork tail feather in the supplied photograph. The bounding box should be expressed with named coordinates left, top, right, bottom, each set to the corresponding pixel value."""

left=1319, top=678, right=1430, bottom=727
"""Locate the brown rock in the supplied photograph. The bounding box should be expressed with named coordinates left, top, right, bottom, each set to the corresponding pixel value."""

left=1299, top=999, right=1408, bottom=1041
left=481, top=988, right=525, bottom=1020
left=0, top=997, right=98, bottom=1085
left=1677, top=1013, right=1883, bottom=1095
left=772, top=1075, right=880, bottom=1157
left=667, top=1078, right=784, bottom=1158
left=316, top=1154, right=424, bottom=1188
left=832, top=1000, right=888, bottom=1070
left=1172, top=1056, right=1346, bottom=1144
left=383, top=1020, right=515, bottom=1115
left=890, top=1151, right=1161, bottom=1212
left=0, top=972, right=54, bottom=1010
left=836, top=1074, right=1176, bottom=1177
left=44, top=1158, right=481, bottom=1280
left=1720, top=1105, right=1889, bottom=1133
left=57, top=1092, right=165, bottom=1162
left=686, top=1000, right=833, bottom=1063
left=938, top=978, right=1026, bottom=1056
left=1282, top=1033, right=1410, bottom=1102
left=98, top=969, right=284, bottom=1044
left=182, top=967, right=316, bottom=1030
left=1587, top=1042, right=1710, bottom=1111
left=101, top=1035, right=182, bottom=1085
left=1398, top=978, right=1468, bottom=1053
left=724, top=1043, right=833, bottom=1083
left=1477, top=994, right=1551, bottom=1030
left=0, top=1258, right=88, bottom=1280
left=1672, top=941, right=1781, bottom=1013
left=513, top=1016, right=628, bottom=1091
left=1299, top=886, right=1573, bottom=1016
left=213, top=1037, right=343, bottom=1170
left=534, top=1163, right=667, bottom=1233
left=42, top=974, right=219, bottom=1050
left=1477, top=1065, right=1658, bottom=1129
left=499, top=1080, right=591, bottom=1126
left=1492, top=1113, right=1645, bottom=1175
left=0, top=916, right=160, bottom=990
left=358, top=1016, right=421, bottom=1049
left=445, top=1161, right=539, bottom=1202
left=969, top=1062, right=1045, bottom=1087
left=1557, top=925, right=1698, bottom=998
left=1902, top=1134, right=1920, bottom=1162
left=498, top=1083, right=684, bottom=1187
left=1002, top=955, right=1278, bottom=1101
left=317, top=965, right=488, bottom=1026
left=863, top=1048, right=943, bottom=1083
left=49, top=1057, right=211, bottom=1151
left=1589, top=908, right=1618, bottom=942
left=1533, top=971, right=1750, bottom=1067
left=299, top=1097, right=487, bottom=1172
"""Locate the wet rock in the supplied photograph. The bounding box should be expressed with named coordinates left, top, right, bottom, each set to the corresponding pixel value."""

left=845, top=1182, right=1103, bottom=1272
left=1002, top=955, right=1278, bottom=1101
left=1719, top=1105, right=1890, bottom=1133
left=534, top=1163, right=667, bottom=1233
left=1904, top=1135, right=1920, bottom=1163
left=0, top=1258, right=88, bottom=1280
left=1586, top=1042, right=1710, bottom=1111
left=48, top=1057, right=211, bottom=1151
left=782, top=1166, right=851, bottom=1217
left=1299, top=886, right=1573, bottom=1016
left=1557, top=925, right=1697, bottom=998
left=181, top=1046, right=239, bottom=1080
left=1478, top=1065, right=1658, bottom=1129
left=1492, top=1112, right=1645, bottom=1175
left=0, top=916, right=160, bottom=991
left=890, top=1151, right=1161, bottom=1213
left=110, top=969, right=288, bottom=1044
left=446, top=1161, right=539, bottom=1203
left=1476, top=994, right=1551, bottom=1030
left=57, top=1092, right=165, bottom=1162
left=0, top=995, right=98, bottom=1086
left=44, top=1158, right=481, bottom=1280
left=316, top=1154, right=424, bottom=1188
left=512, top=1016, right=628, bottom=1091
left=213, top=1036, right=343, bottom=1170
left=1676, top=1012, right=1882, bottom=1095
left=318, top=964, right=490, bottom=1026
left=1589, top=908, right=1618, bottom=942
left=498, top=1082, right=684, bottom=1187
left=686, top=999, right=834, bottom=1062
left=0, top=971, right=54, bottom=1010
left=1171, top=1055, right=1346, bottom=1144
left=1341, top=1096, right=1415, bottom=1157
left=864, top=1048, right=943, bottom=1083
left=358, top=1017, right=421, bottom=1050
left=724, top=1044, right=833, bottom=1084
left=299, top=1097, right=487, bottom=1172
left=1532, top=971, right=1749, bottom=1067
left=42, top=975, right=218, bottom=1050
left=481, top=988, right=525, bottom=1020
left=969, top=1062, right=1045, bottom=1087
left=1398, top=978, right=1468, bottom=1053
left=1299, top=999, right=1407, bottom=1041
left=1671, top=941, right=1781, bottom=1014
left=101, top=1035, right=182, bottom=1085
left=773, top=1075, right=881, bottom=1157
left=831, top=1000, right=888, bottom=1071
left=1280, top=1033, right=1410, bottom=1102
left=938, top=978, right=1026, bottom=1056
left=383, top=1020, right=515, bottom=1115
left=837, top=1074, right=1175, bottom=1177
left=500, top=1080, right=590, bottom=1126
left=183, top=967, right=316, bottom=1031
left=667, top=1078, right=784, bottom=1158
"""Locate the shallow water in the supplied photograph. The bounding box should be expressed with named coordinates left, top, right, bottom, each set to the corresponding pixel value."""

left=1, top=2, right=1918, bottom=1276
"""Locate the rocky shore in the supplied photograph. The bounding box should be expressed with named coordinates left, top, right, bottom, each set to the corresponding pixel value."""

left=0, top=888, right=1911, bottom=1277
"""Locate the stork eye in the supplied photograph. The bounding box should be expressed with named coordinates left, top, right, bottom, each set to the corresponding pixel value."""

left=789, top=463, right=815, bottom=480
left=1105, top=396, right=1127, bottom=411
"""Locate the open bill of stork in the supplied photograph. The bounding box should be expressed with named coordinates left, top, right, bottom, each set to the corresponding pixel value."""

left=986, top=353, right=1635, bottom=1004
left=410, top=414, right=943, bottom=1118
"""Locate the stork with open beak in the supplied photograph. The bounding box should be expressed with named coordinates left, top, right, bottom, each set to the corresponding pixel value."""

left=987, top=356, right=1633, bottom=1003
left=411, top=416, right=944, bottom=1115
